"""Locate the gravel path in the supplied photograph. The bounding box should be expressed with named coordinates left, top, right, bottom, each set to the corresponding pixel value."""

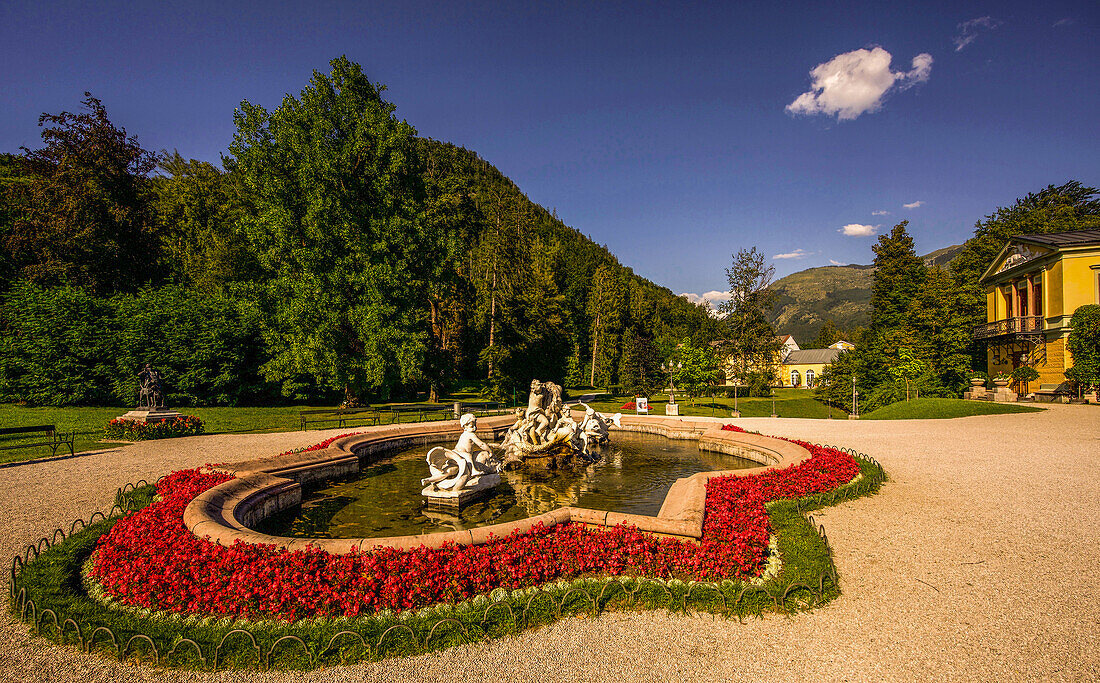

left=1, top=407, right=1097, bottom=682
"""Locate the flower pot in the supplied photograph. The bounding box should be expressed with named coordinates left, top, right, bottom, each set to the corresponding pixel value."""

left=970, top=378, right=986, bottom=387
left=992, top=379, right=1010, bottom=388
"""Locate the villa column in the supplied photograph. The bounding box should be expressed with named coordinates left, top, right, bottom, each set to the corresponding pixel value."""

left=1010, top=280, right=1019, bottom=321
left=1027, top=273, right=1035, bottom=327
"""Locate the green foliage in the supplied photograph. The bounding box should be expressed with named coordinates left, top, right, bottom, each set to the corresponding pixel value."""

left=5, top=94, right=158, bottom=295
left=230, top=57, right=433, bottom=403
left=1066, top=304, right=1100, bottom=389
left=151, top=152, right=257, bottom=292
left=718, top=247, right=782, bottom=389
left=0, top=282, right=274, bottom=406
left=808, top=319, right=844, bottom=349
left=668, top=338, right=716, bottom=404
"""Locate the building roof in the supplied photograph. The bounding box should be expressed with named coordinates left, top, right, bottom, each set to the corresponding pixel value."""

left=782, top=348, right=841, bottom=365
left=1016, top=229, right=1100, bottom=248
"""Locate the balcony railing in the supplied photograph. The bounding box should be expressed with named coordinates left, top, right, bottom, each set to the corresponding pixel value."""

left=972, top=316, right=1044, bottom=341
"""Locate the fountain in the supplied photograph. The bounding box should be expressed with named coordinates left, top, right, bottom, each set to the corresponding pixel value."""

left=420, top=381, right=621, bottom=507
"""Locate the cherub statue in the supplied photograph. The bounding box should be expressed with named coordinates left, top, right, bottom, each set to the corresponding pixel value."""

left=422, top=413, right=502, bottom=492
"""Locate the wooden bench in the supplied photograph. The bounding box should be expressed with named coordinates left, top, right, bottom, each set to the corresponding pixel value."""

left=1033, top=383, right=1070, bottom=403
left=299, top=408, right=380, bottom=431
left=0, top=425, right=75, bottom=458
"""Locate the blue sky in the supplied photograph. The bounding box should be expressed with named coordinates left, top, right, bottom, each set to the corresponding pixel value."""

left=2, top=1, right=1097, bottom=307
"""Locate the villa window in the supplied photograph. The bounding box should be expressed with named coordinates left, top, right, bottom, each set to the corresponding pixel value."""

left=790, top=370, right=801, bottom=387
left=806, top=369, right=815, bottom=388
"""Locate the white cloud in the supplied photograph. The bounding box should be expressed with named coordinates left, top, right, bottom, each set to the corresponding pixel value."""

left=829, top=259, right=847, bottom=266
left=773, top=249, right=811, bottom=260
left=839, top=223, right=877, bottom=237
left=1053, top=17, right=1072, bottom=28
left=786, top=47, right=933, bottom=121
left=903, top=200, right=924, bottom=209
left=681, top=290, right=731, bottom=308
left=871, top=209, right=890, bottom=216
left=954, top=16, right=1002, bottom=51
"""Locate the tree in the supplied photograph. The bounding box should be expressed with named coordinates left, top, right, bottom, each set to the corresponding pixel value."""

left=6, top=93, right=158, bottom=294
left=888, top=348, right=929, bottom=401
left=668, top=338, right=716, bottom=405
left=1066, top=304, right=1100, bottom=394
left=870, top=221, right=926, bottom=334
left=151, top=152, right=256, bottom=293
left=228, top=57, right=434, bottom=402
left=718, top=247, right=782, bottom=395
left=587, top=264, right=626, bottom=387
left=951, top=182, right=1100, bottom=367
left=810, top=319, right=844, bottom=349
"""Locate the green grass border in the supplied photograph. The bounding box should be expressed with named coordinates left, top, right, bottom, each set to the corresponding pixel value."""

left=9, top=451, right=886, bottom=671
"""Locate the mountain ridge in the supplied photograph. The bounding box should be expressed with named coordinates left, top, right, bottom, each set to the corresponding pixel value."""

left=768, top=243, right=965, bottom=344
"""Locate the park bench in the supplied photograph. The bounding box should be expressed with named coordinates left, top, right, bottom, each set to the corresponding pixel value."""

left=455, top=401, right=506, bottom=417
left=0, top=425, right=75, bottom=458
left=384, top=404, right=453, bottom=424
left=299, top=407, right=380, bottom=431
left=1033, top=383, right=1071, bottom=403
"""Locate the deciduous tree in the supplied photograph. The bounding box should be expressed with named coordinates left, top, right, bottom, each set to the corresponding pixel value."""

left=229, top=57, right=433, bottom=402
left=6, top=94, right=158, bottom=294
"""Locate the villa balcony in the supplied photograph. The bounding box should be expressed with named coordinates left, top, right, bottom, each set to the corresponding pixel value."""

left=972, top=316, right=1044, bottom=342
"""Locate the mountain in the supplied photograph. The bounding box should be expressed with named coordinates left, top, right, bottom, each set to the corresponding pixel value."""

left=768, top=244, right=965, bottom=344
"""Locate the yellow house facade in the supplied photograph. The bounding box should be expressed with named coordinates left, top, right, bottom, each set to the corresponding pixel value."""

left=776, top=348, right=842, bottom=388
left=974, top=229, right=1100, bottom=390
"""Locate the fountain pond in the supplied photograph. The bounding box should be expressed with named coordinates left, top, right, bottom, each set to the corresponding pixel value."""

left=255, top=431, right=761, bottom=540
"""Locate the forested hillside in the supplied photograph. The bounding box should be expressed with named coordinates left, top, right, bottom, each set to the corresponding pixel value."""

left=0, top=61, right=718, bottom=406
left=768, top=244, right=965, bottom=343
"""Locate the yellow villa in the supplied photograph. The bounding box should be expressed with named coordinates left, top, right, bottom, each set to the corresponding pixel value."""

left=973, top=228, right=1100, bottom=391
left=776, top=340, right=853, bottom=388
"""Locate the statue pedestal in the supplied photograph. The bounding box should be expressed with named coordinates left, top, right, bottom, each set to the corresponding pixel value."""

left=664, top=403, right=679, bottom=416
left=422, top=473, right=501, bottom=508
left=116, top=408, right=182, bottom=424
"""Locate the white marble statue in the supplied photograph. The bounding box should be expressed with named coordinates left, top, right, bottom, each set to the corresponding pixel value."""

left=577, top=402, right=622, bottom=455
left=422, top=413, right=502, bottom=493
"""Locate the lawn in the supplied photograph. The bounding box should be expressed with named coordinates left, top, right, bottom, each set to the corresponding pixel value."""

left=580, top=388, right=841, bottom=419
left=0, top=398, right=513, bottom=465
left=860, top=398, right=1044, bottom=420
left=0, top=391, right=1047, bottom=465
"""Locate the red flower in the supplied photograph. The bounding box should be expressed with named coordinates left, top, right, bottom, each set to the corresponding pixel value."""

left=90, top=431, right=860, bottom=621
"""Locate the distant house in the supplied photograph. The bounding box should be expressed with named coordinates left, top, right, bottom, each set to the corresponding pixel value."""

left=778, top=347, right=844, bottom=388
left=972, top=228, right=1100, bottom=391
left=716, top=334, right=853, bottom=388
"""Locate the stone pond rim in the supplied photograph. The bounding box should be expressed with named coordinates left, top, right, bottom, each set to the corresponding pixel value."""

left=182, top=413, right=813, bottom=554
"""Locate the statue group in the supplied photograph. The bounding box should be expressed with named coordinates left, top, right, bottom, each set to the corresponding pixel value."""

left=137, top=363, right=165, bottom=408
left=497, top=379, right=620, bottom=468
left=422, top=380, right=623, bottom=505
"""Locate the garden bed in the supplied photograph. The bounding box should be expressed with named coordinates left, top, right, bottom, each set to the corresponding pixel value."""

left=10, top=427, right=886, bottom=670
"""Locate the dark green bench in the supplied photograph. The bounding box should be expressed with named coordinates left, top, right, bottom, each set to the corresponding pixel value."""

left=298, top=408, right=380, bottom=431
left=384, top=404, right=454, bottom=424
left=0, top=425, right=75, bottom=458
left=456, top=401, right=506, bottom=416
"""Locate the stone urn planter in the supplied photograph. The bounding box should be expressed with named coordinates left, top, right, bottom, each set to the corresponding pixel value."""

left=970, top=378, right=986, bottom=387
left=992, top=379, right=1010, bottom=388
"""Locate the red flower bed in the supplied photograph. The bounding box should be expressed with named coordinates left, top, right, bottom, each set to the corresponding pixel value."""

left=104, top=415, right=205, bottom=441
left=621, top=401, right=636, bottom=410
left=90, top=429, right=859, bottom=621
